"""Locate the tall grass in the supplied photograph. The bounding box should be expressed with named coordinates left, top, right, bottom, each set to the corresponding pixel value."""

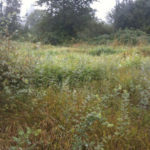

left=0, top=41, right=150, bottom=150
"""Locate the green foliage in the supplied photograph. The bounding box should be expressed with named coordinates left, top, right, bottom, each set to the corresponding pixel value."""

left=90, top=34, right=113, bottom=45
left=89, top=47, right=119, bottom=56
left=0, top=42, right=150, bottom=149
left=11, top=128, right=41, bottom=150
left=0, top=0, right=21, bottom=35
left=73, top=107, right=114, bottom=150
left=34, top=0, right=97, bottom=44
left=109, top=0, right=150, bottom=33
left=77, top=21, right=113, bottom=40
left=26, top=10, right=45, bottom=31
left=0, top=40, right=36, bottom=105
left=114, top=29, right=150, bottom=45
left=20, top=9, right=46, bottom=42
left=91, top=29, right=150, bottom=45
left=33, top=54, right=111, bottom=88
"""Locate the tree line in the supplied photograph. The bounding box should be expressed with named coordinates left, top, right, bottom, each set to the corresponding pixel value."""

left=109, top=0, right=150, bottom=33
left=0, top=0, right=150, bottom=44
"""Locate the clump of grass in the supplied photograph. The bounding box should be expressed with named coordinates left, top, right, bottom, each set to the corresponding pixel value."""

left=139, top=47, right=150, bottom=56
left=89, top=47, right=120, bottom=56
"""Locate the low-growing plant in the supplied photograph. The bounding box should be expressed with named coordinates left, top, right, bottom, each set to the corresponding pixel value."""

left=0, top=41, right=150, bottom=150
left=11, top=128, right=41, bottom=150
left=89, top=47, right=120, bottom=56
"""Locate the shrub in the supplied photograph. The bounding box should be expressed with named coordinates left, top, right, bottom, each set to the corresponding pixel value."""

left=90, top=34, right=113, bottom=45
left=0, top=40, right=36, bottom=103
left=113, top=29, right=150, bottom=45
left=90, top=29, right=150, bottom=46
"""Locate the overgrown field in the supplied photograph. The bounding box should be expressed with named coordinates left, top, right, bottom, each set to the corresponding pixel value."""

left=0, top=41, right=150, bottom=150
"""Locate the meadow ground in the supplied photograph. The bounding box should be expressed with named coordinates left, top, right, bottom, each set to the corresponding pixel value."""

left=0, top=41, right=150, bottom=150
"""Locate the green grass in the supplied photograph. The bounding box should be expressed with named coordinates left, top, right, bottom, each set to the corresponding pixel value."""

left=0, top=41, right=150, bottom=150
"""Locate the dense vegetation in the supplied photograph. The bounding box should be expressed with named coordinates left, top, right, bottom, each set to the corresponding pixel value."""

left=0, top=0, right=150, bottom=149
left=109, top=0, right=150, bottom=33
left=0, top=0, right=21, bottom=35
left=0, top=38, right=150, bottom=149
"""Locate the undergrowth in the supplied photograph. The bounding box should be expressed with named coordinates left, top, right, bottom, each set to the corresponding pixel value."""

left=0, top=40, right=150, bottom=150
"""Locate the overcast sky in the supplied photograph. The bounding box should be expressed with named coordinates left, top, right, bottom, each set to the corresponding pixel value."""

left=21, top=0, right=116, bottom=21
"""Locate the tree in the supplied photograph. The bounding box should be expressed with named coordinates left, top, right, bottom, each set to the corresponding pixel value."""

left=26, top=9, right=46, bottom=31
left=36, top=0, right=97, bottom=44
left=109, top=0, right=150, bottom=33
left=0, top=0, right=21, bottom=34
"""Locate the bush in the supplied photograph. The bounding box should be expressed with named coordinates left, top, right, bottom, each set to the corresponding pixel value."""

left=90, top=29, right=150, bottom=46
left=34, top=63, right=107, bottom=88
left=113, top=29, right=150, bottom=45
left=0, top=40, right=35, bottom=103
left=91, top=34, right=113, bottom=45
left=77, top=22, right=113, bottom=41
